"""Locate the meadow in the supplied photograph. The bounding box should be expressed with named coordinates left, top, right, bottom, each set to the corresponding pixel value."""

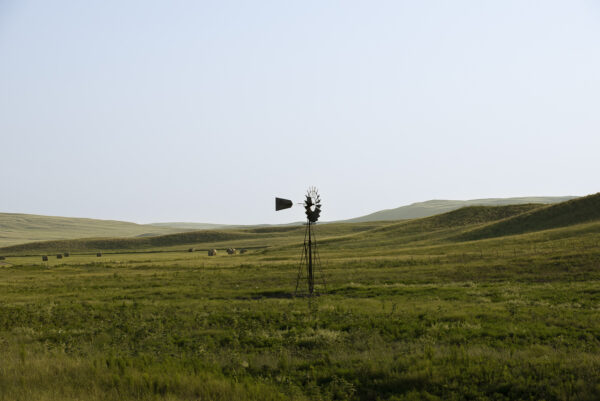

left=1, top=196, right=600, bottom=400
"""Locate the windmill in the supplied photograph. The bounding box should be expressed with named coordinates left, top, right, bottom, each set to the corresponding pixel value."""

left=275, top=187, right=325, bottom=296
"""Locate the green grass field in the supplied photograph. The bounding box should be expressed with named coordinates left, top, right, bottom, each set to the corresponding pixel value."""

left=1, top=195, right=600, bottom=400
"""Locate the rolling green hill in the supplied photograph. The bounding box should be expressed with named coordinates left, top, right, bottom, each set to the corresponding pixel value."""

left=371, top=203, right=543, bottom=233
left=0, top=213, right=189, bottom=248
left=0, top=198, right=589, bottom=255
left=3, top=197, right=591, bottom=256
left=2, top=196, right=577, bottom=249
left=458, top=192, right=600, bottom=241
left=0, top=195, right=590, bottom=254
left=148, top=197, right=577, bottom=230
left=318, top=203, right=548, bottom=251
left=342, top=196, right=577, bottom=223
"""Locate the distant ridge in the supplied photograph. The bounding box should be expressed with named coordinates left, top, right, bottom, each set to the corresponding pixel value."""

left=342, top=196, right=577, bottom=223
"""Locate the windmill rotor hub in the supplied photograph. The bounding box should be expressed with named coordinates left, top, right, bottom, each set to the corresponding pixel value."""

left=304, top=187, right=322, bottom=223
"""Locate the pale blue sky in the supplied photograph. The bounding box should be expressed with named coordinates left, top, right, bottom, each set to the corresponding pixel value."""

left=1, top=1, right=599, bottom=224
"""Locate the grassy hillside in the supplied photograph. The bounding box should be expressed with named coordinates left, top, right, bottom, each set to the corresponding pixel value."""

left=343, top=196, right=576, bottom=223
left=312, top=203, right=547, bottom=254
left=3, top=197, right=596, bottom=257
left=0, top=213, right=189, bottom=248
left=1, top=196, right=600, bottom=400
left=0, top=203, right=570, bottom=255
left=458, top=192, right=600, bottom=241
left=373, top=203, right=543, bottom=232
left=2, top=197, right=576, bottom=249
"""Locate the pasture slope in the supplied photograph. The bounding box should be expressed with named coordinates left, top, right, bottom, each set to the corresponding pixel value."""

left=0, top=194, right=599, bottom=400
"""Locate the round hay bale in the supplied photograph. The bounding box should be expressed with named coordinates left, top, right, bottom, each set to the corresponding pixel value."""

left=208, top=249, right=217, bottom=256
left=96, top=253, right=102, bottom=257
left=188, top=248, right=194, bottom=252
left=64, top=252, right=70, bottom=257
left=226, top=248, right=236, bottom=255
left=239, top=249, right=247, bottom=254
left=56, top=254, right=63, bottom=259
left=42, top=256, right=48, bottom=261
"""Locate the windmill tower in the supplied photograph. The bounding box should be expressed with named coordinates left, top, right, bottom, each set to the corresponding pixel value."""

left=275, top=187, right=325, bottom=296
